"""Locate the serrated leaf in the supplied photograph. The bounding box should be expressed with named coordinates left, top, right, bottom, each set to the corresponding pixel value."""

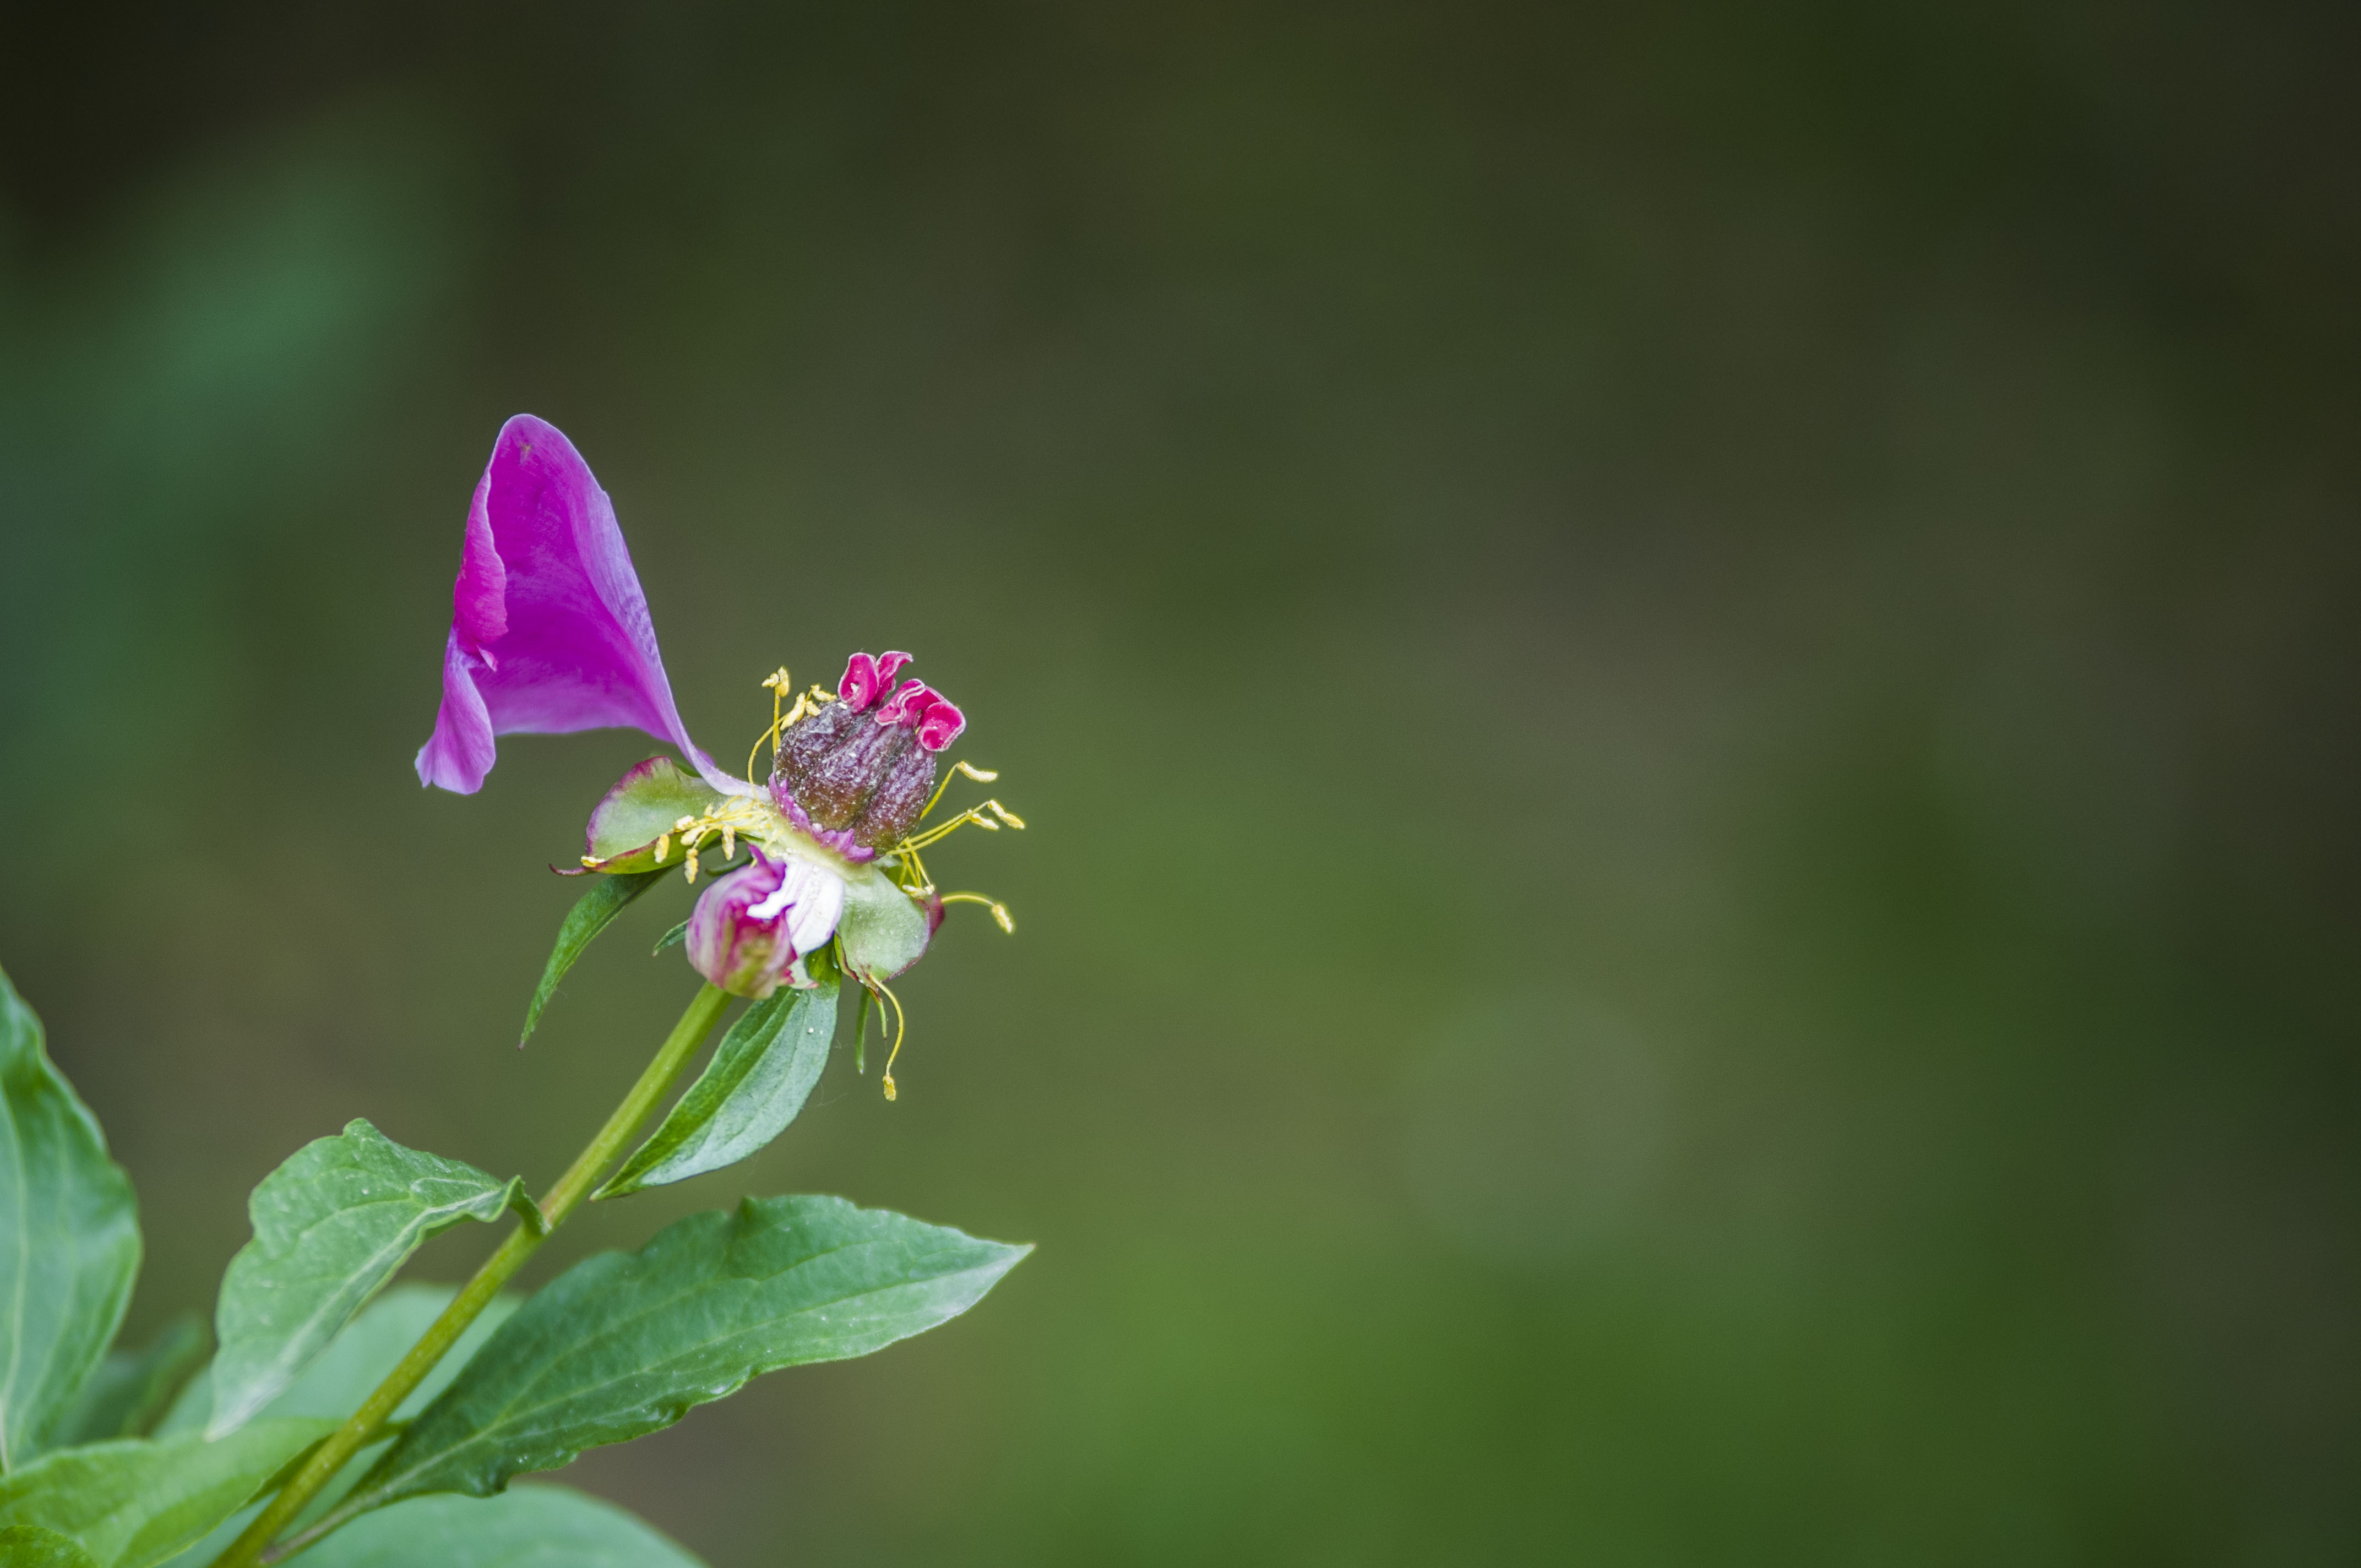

left=520, top=870, right=668, bottom=1046
left=0, top=1419, right=333, bottom=1568
left=51, top=1319, right=205, bottom=1449
left=595, top=979, right=839, bottom=1200
left=584, top=758, right=725, bottom=872
left=835, top=869, right=930, bottom=983
left=207, top=1123, right=521, bottom=1440
left=320, top=1197, right=1026, bottom=1528
left=0, top=1525, right=100, bottom=1567
left=276, top=1485, right=705, bottom=1567
left=0, top=966, right=141, bottom=1472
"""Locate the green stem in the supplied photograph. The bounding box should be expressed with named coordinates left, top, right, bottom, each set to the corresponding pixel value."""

left=208, top=982, right=732, bottom=1568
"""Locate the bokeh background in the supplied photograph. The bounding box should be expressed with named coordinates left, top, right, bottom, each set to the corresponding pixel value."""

left=4, top=3, right=2359, bottom=1562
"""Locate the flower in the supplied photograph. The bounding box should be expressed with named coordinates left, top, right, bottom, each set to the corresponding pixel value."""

left=418, top=415, right=1020, bottom=1084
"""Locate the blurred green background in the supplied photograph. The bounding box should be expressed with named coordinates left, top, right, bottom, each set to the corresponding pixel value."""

left=4, top=3, right=2358, bottom=1562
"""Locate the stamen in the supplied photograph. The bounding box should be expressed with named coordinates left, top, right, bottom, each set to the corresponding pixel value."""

left=871, top=977, right=908, bottom=1101
left=900, top=798, right=1027, bottom=853
left=940, top=892, right=1015, bottom=933
left=920, top=758, right=1003, bottom=821
left=746, top=668, right=797, bottom=782
left=894, top=843, right=936, bottom=899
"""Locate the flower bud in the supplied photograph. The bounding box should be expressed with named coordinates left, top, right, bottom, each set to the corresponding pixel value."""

left=684, top=850, right=846, bottom=998
left=771, top=652, right=967, bottom=853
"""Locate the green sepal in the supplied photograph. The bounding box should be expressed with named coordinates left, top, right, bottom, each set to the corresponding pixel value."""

left=0, top=1419, right=335, bottom=1568
left=206, top=1123, right=521, bottom=1440
left=595, top=978, right=840, bottom=1200
left=318, top=1197, right=1029, bottom=1529
left=651, top=919, right=689, bottom=956
left=583, top=758, right=726, bottom=872
left=519, top=869, right=667, bottom=1046
left=50, top=1319, right=206, bottom=1449
left=836, top=867, right=931, bottom=983
left=0, top=965, right=142, bottom=1471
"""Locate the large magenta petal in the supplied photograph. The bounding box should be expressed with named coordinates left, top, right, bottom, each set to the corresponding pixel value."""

left=415, top=415, right=738, bottom=795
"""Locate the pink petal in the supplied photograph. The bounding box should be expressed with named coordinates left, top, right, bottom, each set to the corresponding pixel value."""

left=874, top=678, right=933, bottom=727
left=414, top=415, right=734, bottom=795
left=839, top=652, right=882, bottom=711
left=916, top=696, right=966, bottom=752
left=836, top=650, right=914, bottom=714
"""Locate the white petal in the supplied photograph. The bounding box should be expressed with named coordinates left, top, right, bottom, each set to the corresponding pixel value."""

left=782, top=859, right=847, bottom=956
left=744, top=861, right=796, bottom=921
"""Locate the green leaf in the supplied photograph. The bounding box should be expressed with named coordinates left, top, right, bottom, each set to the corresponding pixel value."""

left=520, top=871, right=668, bottom=1046
left=649, top=920, right=688, bottom=957
left=0, top=1419, right=334, bottom=1568
left=207, top=1123, right=521, bottom=1440
left=0, top=966, right=141, bottom=1472
left=0, top=1525, right=100, bottom=1567
left=153, top=1288, right=527, bottom=1568
left=275, top=1485, right=704, bottom=1567
left=323, top=1197, right=1027, bottom=1526
left=51, top=1319, right=205, bottom=1448
left=160, top=1286, right=524, bottom=1444
left=595, top=979, right=839, bottom=1200
left=584, top=758, right=725, bottom=871
left=835, top=867, right=931, bottom=983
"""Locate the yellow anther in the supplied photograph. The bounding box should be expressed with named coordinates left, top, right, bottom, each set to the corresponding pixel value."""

left=941, top=892, right=1014, bottom=933
left=750, top=668, right=802, bottom=780
left=868, top=976, right=908, bottom=1101
left=653, top=834, right=670, bottom=862
left=985, top=801, right=1025, bottom=829
left=921, top=759, right=1004, bottom=821
left=580, top=854, right=600, bottom=869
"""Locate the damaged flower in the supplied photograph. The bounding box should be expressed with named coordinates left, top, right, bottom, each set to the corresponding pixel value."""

left=417, top=414, right=1020, bottom=1093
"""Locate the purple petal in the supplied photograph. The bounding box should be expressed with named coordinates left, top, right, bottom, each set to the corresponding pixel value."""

left=415, top=415, right=735, bottom=794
